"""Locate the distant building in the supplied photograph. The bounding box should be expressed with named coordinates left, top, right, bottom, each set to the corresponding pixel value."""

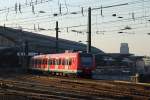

left=135, top=56, right=150, bottom=75
left=120, top=43, right=129, bottom=54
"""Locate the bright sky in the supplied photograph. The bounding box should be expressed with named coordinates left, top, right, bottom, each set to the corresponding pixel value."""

left=0, top=0, right=150, bottom=56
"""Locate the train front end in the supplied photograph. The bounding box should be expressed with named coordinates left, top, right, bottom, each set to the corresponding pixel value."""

left=79, top=53, right=95, bottom=77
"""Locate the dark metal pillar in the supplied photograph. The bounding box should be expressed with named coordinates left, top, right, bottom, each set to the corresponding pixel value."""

left=25, top=41, right=28, bottom=56
left=24, top=41, right=29, bottom=68
left=87, top=7, right=91, bottom=53
left=55, top=21, right=59, bottom=53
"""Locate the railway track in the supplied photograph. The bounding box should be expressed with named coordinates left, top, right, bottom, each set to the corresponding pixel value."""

left=0, top=78, right=112, bottom=100
left=0, top=74, right=150, bottom=100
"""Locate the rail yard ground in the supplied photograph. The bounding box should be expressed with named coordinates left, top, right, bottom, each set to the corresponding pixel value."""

left=0, top=69, right=150, bottom=100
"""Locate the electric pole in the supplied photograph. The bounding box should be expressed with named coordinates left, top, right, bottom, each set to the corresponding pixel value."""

left=55, top=21, right=59, bottom=53
left=87, top=7, right=91, bottom=53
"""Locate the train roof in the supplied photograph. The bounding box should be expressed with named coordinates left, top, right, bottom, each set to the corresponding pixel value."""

left=32, top=51, right=94, bottom=59
left=32, top=52, right=79, bottom=58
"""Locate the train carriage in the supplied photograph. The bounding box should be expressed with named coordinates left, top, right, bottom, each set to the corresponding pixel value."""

left=29, top=51, right=95, bottom=77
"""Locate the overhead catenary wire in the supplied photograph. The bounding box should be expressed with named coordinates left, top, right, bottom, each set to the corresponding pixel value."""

left=0, top=0, right=52, bottom=14
left=1, top=2, right=148, bottom=21
left=1, top=0, right=150, bottom=36
left=2, top=3, right=150, bottom=25
left=1, top=2, right=148, bottom=23
left=1, top=0, right=149, bottom=16
left=4, top=10, right=150, bottom=34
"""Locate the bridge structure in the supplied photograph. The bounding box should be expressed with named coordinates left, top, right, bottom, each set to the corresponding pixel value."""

left=0, top=26, right=103, bottom=54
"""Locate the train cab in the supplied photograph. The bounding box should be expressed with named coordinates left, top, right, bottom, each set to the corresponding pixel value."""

left=79, top=53, right=95, bottom=77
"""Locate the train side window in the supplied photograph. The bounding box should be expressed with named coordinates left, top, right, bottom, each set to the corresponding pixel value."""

left=64, top=59, right=67, bottom=65
left=37, top=59, right=39, bottom=67
left=37, top=59, right=39, bottom=64
left=60, top=59, right=62, bottom=65
left=53, top=59, right=55, bottom=65
left=56, top=59, right=59, bottom=65
left=64, top=59, right=71, bottom=65
left=43, top=59, right=46, bottom=64
left=48, top=59, right=51, bottom=65
left=58, top=59, right=61, bottom=65
left=38, top=59, right=41, bottom=64
left=39, top=59, right=42, bottom=65
left=65, top=59, right=70, bottom=65
left=44, top=58, right=47, bottom=64
left=42, top=59, right=44, bottom=64
left=68, top=59, right=72, bottom=65
left=56, top=59, right=60, bottom=65
left=38, top=59, right=41, bottom=67
left=62, top=59, right=65, bottom=65
left=51, top=59, right=53, bottom=65
left=50, top=59, right=52, bottom=65
left=54, top=59, right=58, bottom=65
left=41, top=59, right=44, bottom=64
left=51, top=59, right=54, bottom=65
left=55, top=59, right=57, bottom=65
left=37, top=59, right=40, bottom=67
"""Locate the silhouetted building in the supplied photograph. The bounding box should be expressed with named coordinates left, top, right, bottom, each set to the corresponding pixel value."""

left=120, top=43, right=129, bottom=54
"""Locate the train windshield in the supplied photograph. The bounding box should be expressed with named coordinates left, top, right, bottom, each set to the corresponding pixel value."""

left=80, top=55, right=93, bottom=67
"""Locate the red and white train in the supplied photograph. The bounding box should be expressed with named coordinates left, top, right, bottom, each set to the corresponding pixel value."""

left=29, top=51, right=95, bottom=77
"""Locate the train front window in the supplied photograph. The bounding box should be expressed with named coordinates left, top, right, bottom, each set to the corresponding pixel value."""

left=81, top=57, right=93, bottom=67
